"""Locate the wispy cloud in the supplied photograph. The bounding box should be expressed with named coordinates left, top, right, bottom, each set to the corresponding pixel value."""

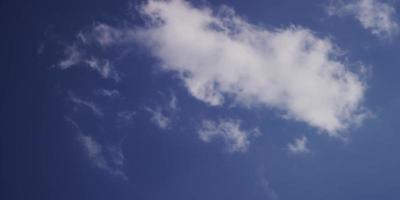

left=69, top=92, right=104, bottom=117
left=145, top=94, right=178, bottom=130
left=57, top=37, right=120, bottom=81
left=85, top=57, right=120, bottom=81
left=78, top=23, right=134, bottom=47
left=198, top=119, right=259, bottom=153
left=168, top=94, right=178, bottom=111
left=327, top=0, right=399, bottom=39
left=146, top=106, right=171, bottom=129
left=77, top=133, right=126, bottom=179
left=136, top=0, right=368, bottom=136
left=58, top=44, right=83, bottom=69
left=94, top=89, right=120, bottom=98
left=65, top=117, right=126, bottom=179
left=116, top=110, right=136, bottom=127
left=260, top=178, right=279, bottom=200
left=288, top=136, right=311, bottom=154
left=117, top=110, right=136, bottom=121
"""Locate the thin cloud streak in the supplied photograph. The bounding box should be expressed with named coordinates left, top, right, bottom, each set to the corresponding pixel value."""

left=69, top=92, right=104, bottom=117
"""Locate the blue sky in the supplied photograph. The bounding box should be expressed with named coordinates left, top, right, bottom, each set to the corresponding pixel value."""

left=2, top=0, right=400, bottom=199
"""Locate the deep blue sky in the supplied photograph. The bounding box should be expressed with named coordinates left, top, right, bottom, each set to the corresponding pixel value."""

left=2, top=0, right=400, bottom=200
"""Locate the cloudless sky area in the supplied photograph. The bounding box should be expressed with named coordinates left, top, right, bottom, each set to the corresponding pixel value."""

left=2, top=0, right=400, bottom=200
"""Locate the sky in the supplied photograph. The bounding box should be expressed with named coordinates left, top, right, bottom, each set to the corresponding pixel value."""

left=2, top=0, right=400, bottom=199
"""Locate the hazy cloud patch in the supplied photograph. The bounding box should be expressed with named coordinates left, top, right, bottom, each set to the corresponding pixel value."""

left=288, top=136, right=311, bottom=154
left=327, top=0, right=399, bottom=39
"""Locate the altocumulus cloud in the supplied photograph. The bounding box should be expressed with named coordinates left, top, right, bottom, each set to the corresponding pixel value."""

left=136, top=0, right=368, bottom=135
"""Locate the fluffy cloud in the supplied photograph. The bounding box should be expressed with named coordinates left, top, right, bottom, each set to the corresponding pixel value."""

left=288, top=136, right=310, bottom=154
left=327, top=0, right=399, bottom=39
left=136, top=0, right=367, bottom=135
left=198, top=119, right=259, bottom=153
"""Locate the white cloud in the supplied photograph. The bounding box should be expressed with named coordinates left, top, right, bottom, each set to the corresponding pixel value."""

left=77, top=134, right=126, bottom=178
left=260, top=178, right=279, bottom=200
left=65, top=117, right=126, bottom=178
left=58, top=44, right=83, bottom=69
left=117, top=110, right=136, bottom=121
left=78, top=134, right=104, bottom=164
left=116, top=110, right=136, bottom=127
left=288, top=136, right=311, bottom=154
left=95, top=89, right=120, bottom=97
left=57, top=37, right=121, bottom=81
left=146, top=106, right=170, bottom=129
left=198, top=119, right=259, bottom=153
left=327, top=0, right=399, bottom=39
left=136, top=0, right=368, bottom=135
left=56, top=0, right=369, bottom=136
left=168, top=94, right=178, bottom=111
left=83, top=23, right=132, bottom=47
left=85, top=57, right=120, bottom=81
left=145, top=94, right=178, bottom=130
left=69, top=92, right=104, bottom=117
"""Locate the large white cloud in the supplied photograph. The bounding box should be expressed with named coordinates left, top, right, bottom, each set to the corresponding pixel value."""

left=136, top=0, right=367, bottom=135
left=327, top=0, right=399, bottom=39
